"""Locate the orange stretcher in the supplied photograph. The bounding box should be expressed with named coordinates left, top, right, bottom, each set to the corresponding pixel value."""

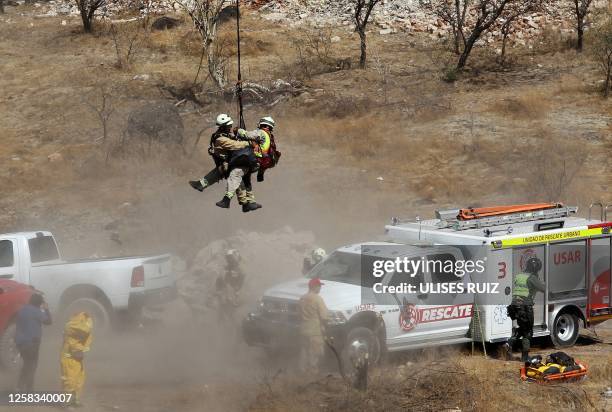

left=458, top=203, right=562, bottom=220
left=520, top=361, right=588, bottom=383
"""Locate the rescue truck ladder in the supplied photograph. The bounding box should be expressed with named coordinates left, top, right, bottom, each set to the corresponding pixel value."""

left=436, top=203, right=578, bottom=230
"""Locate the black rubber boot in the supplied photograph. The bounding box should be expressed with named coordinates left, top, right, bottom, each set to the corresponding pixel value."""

left=521, top=351, right=529, bottom=363
left=242, top=202, right=262, bottom=213
left=216, top=196, right=231, bottom=209
left=189, top=180, right=204, bottom=192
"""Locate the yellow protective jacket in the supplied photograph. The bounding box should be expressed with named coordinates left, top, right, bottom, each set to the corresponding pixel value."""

left=61, top=312, right=93, bottom=402
left=61, top=312, right=93, bottom=358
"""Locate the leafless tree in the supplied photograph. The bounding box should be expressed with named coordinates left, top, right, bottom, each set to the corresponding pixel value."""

left=571, top=0, right=593, bottom=51
left=354, top=0, right=382, bottom=68
left=74, top=0, right=106, bottom=33
left=176, top=0, right=229, bottom=89
left=590, top=13, right=612, bottom=97
left=421, top=1, right=546, bottom=70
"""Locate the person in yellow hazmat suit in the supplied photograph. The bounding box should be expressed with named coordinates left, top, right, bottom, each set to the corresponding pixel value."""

left=60, top=312, right=93, bottom=406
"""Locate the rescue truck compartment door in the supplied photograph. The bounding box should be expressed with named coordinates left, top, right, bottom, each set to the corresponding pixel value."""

left=589, top=237, right=611, bottom=317
left=548, top=240, right=587, bottom=302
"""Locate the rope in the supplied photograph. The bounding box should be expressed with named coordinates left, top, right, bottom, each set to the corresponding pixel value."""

left=236, top=0, right=246, bottom=129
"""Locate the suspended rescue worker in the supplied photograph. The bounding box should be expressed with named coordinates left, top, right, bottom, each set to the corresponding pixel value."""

left=506, top=256, right=546, bottom=362
left=298, top=277, right=329, bottom=374
left=302, top=248, right=327, bottom=275
left=60, top=312, right=93, bottom=407
left=189, top=114, right=263, bottom=212
left=236, top=116, right=281, bottom=183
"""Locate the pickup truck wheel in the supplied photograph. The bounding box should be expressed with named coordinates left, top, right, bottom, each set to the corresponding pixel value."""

left=551, top=312, right=579, bottom=348
left=63, top=298, right=111, bottom=332
left=0, top=323, right=22, bottom=371
left=341, top=326, right=382, bottom=374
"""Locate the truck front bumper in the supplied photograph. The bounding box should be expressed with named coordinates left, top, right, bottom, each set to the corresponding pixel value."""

left=242, top=312, right=347, bottom=349
left=128, top=284, right=178, bottom=311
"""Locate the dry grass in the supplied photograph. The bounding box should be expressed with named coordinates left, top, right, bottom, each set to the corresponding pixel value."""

left=249, top=353, right=609, bottom=412
left=490, top=91, right=552, bottom=120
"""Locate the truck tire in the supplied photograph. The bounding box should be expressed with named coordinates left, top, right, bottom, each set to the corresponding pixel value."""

left=0, top=323, right=22, bottom=371
left=551, top=312, right=579, bottom=348
left=342, top=326, right=382, bottom=373
left=63, top=298, right=111, bottom=333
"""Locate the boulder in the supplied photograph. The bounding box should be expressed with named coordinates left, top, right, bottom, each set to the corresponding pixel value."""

left=218, top=5, right=237, bottom=24
left=151, top=16, right=181, bottom=31
left=126, top=101, right=184, bottom=145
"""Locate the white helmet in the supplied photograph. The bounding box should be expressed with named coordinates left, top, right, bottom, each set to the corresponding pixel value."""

left=258, top=116, right=275, bottom=129
left=312, top=248, right=326, bottom=262
left=216, top=113, right=234, bottom=127
left=226, top=249, right=240, bottom=260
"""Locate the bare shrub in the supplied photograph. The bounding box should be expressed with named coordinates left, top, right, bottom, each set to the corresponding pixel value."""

left=371, top=50, right=391, bottom=104
left=286, top=28, right=337, bottom=80
left=109, top=17, right=151, bottom=69
left=520, top=132, right=588, bottom=201
left=84, top=86, right=115, bottom=143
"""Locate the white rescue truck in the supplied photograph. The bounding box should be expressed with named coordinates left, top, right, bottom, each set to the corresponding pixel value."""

left=243, top=204, right=612, bottom=363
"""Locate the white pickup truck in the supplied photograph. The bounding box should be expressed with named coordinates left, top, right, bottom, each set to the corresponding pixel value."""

left=0, top=231, right=177, bottom=331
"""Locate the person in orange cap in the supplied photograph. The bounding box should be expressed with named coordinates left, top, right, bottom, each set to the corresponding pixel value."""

left=298, top=278, right=329, bottom=374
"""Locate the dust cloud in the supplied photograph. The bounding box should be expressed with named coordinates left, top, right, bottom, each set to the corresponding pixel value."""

left=0, top=135, right=406, bottom=410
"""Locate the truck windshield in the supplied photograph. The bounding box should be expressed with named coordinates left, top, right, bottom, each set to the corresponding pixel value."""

left=28, top=236, right=60, bottom=263
left=307, top=251, right=385, bottom=288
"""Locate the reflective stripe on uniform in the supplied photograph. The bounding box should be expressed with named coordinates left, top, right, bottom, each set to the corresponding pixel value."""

left=513, top=273, right=530, bottom=298
left=254, top=130, right=271, bottom=158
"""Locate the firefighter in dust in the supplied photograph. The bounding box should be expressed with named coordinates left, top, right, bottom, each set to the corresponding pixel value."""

left=506, top=256, right=546, bottom=362
left=214, top=249, right=246, bottom=322
left=302, top=248, right=327, bottom=275
left=298, top=277, right=329, bottom=374
left=60, top=312, right=93, bottom=407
